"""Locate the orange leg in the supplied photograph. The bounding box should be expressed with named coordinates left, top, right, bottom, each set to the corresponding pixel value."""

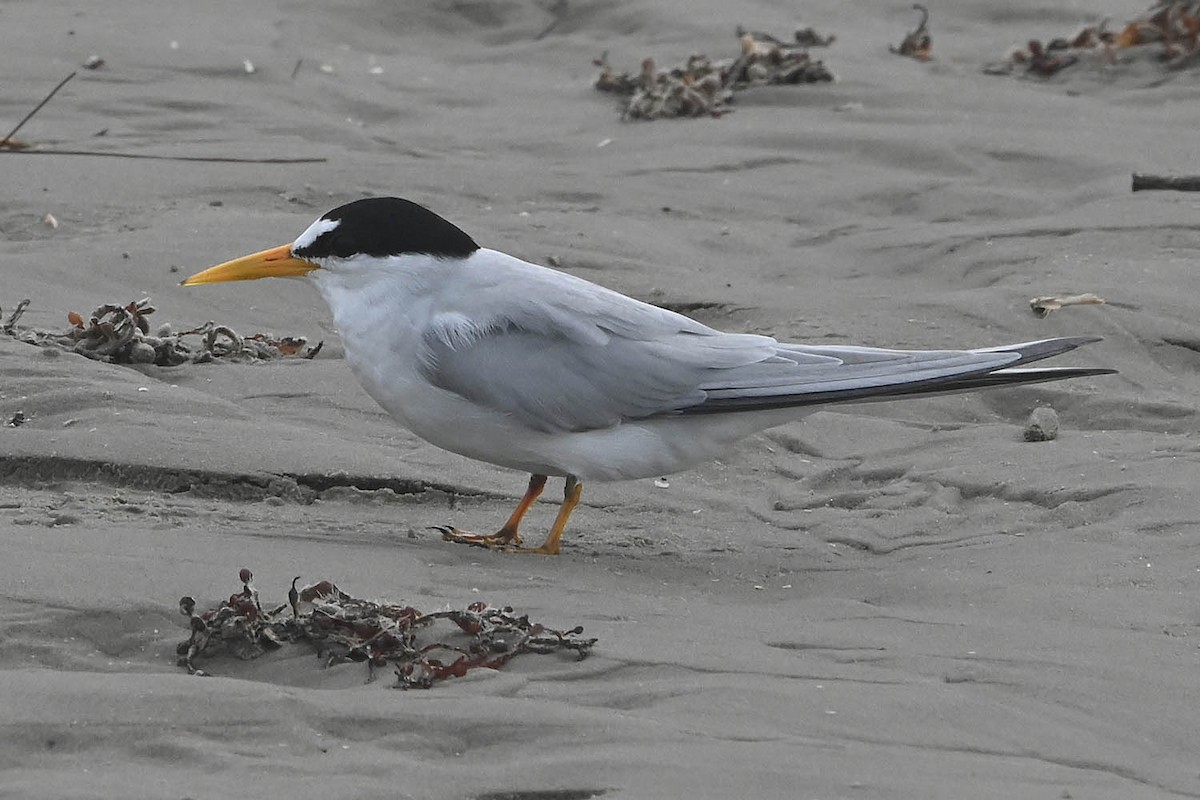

left=438, top=474, right=582, bottom=555
left=522, top=475, right=583, bottom=556
left=438, top=474, right=547, bottom=549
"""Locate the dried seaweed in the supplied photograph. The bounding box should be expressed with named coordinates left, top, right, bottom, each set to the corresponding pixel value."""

left=890, top=4, right=933, bottom=61
left=594, top=25, right=835, bottom=121
left=177, top=570, right=597, bottom=687
left=2, top=297, right=322, bottom=365
left=984, top=1, right=1200, bottom=77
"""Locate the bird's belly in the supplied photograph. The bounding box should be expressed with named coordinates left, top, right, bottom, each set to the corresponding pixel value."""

left=365, top=374, right=809, bottom=481
left=543, top=409, right=812, bottom=481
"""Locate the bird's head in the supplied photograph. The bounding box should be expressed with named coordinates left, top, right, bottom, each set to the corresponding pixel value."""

left=181, top=197, right=479, bottom=286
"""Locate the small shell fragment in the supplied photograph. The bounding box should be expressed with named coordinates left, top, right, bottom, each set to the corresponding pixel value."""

left=1030, top=293, right=1105, bottom=318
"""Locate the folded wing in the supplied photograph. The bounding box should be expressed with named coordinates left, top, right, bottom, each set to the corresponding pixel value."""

left=417, top=257, right=1110, bottom=433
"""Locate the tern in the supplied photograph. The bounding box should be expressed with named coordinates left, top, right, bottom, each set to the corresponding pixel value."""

left=183, top=197, right=1113, bottom=554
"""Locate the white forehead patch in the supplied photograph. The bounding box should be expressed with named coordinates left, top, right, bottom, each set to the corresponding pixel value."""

left=292, top=217, right=341, bottom=252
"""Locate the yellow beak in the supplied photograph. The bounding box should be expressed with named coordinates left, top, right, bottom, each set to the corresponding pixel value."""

left=181, top=244, right=320, bottom=286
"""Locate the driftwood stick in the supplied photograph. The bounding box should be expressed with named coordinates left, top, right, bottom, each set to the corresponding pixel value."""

left=1, top=71, right=77, bottom=147
left=1132, top=173, right=1200, bottom=192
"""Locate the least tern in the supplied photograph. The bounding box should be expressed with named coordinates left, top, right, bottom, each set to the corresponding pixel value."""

left=184, top=197, right=1113, bottom=554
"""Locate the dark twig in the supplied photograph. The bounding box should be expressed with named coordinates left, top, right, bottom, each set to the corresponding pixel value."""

left=290, top=58, right=304, bottom=80
left=1132, top=173, right=1200, bottom=192
left=534, top=0, right=568, bottom=40
left=890, top=3, right=933, bottom=61
left=0, top=149, right=325, bottom=164
left=3, top=299, right=31, bottom=335
left=1, top=72, right=77, bottom=147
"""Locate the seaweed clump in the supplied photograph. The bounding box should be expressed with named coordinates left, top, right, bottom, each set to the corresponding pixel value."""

left=594, top=24, right=836, bottom=121
left=178, top=570, right=597, bottom=688
left=985, top=1, right=1200, bottom=77
left=2, top=297, right=321, bottom=366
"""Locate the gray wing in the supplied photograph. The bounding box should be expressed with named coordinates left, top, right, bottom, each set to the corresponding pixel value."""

left=416, top=253, right=1105, bottom=433
left=417, top=256, right=826, bottom=433
left=422, top=314, right=1102, bottom=432
left=418, top=306, right=808, bottom=433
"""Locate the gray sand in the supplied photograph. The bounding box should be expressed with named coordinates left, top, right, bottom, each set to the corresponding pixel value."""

left=3, top=1, right=1198, bottom=798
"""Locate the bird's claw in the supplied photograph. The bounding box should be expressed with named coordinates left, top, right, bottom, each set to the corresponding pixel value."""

left=431, top=525, right=522, bottom=551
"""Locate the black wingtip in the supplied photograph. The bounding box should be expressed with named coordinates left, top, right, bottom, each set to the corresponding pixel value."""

left=975, top=336, right=1107, bottom=369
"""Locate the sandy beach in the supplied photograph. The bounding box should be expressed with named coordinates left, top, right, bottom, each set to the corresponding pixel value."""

left=3, top=1, right=1200, bottom=797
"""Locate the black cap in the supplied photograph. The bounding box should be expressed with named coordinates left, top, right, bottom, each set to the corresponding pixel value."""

left=293, top=197, right=479, bottom=260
